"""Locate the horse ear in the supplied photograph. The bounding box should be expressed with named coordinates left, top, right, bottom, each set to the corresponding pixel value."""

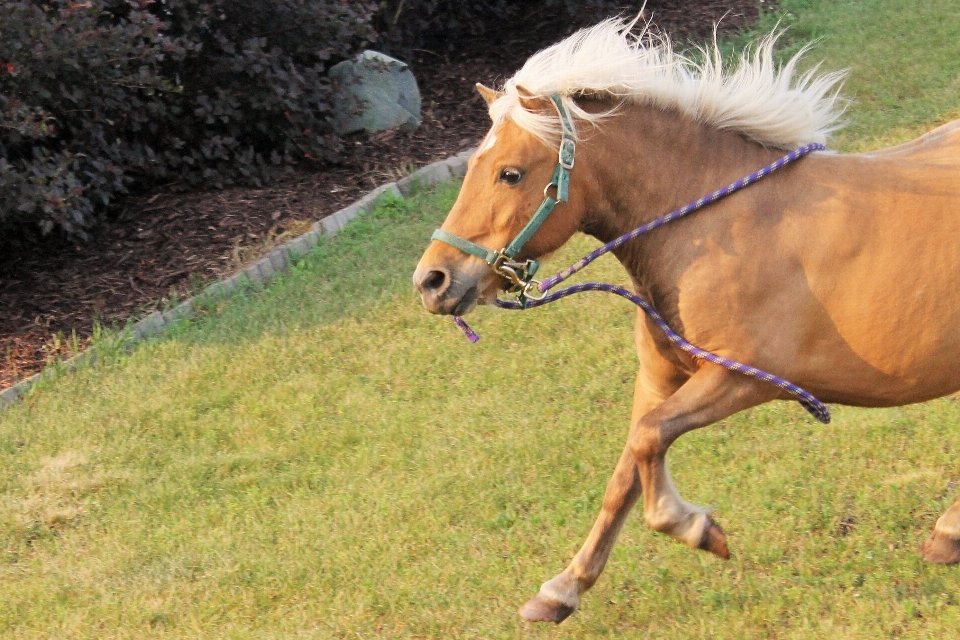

left=475, top=83, right=501, bottom=106
left=515, top=86, right=553, bottom=114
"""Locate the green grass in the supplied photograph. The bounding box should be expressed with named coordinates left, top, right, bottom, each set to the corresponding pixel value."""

left=743, top=0, right=960, bottom=151
left=2, top=1, right=960, bottom=637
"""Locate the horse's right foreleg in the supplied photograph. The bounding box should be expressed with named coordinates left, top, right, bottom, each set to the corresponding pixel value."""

left=517, top=440, right=642, bottom=623
left=921, top=494, right=960, bottom=564
left=518, top=368, right=677, bottom=623
left=629, top=363, right=775, bottom=557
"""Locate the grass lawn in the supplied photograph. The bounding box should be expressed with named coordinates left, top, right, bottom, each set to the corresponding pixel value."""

left=2, top=1, right=960, bottom=637
left=748, top=0, right=960, bottom=152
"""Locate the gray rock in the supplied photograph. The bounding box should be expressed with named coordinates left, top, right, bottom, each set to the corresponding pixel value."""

left=163, top=300, right=194, bottom=323
left=244, top=261, right=264, bottom=284
left=0, top=382, right=26, bottom=407
left=446, top=148, right=476, bottom=178
left=268, top=248, right=288, bottom=272
left=397, top=162, right=452, bottom=196
left=256, top=256, right=276, bottom=281
left=65, top=347, right=96, bottom=371
left=133, top=311, right=165, bottom=339
left=300, top=229, right=322, bottom=250
left=329, top=51, right=421, bottom=135
left=285, top=236, right=311, bottom=259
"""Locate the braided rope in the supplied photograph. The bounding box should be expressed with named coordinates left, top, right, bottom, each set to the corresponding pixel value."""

left=450, top=143, right=831, bottom=424
left=493, top=283, right=830, bottom=423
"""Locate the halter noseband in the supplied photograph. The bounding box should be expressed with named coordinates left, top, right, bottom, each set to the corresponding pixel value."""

left=430, top=94, right=576, bottom=302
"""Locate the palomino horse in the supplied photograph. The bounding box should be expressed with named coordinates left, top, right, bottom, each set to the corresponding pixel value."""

left=413, top=19, right=960, bottom=623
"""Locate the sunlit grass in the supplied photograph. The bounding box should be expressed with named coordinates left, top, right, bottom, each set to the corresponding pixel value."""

left=3, top=186, right=959, bottom=638
left=2, top=1, right=960, bottom=637
left=743, top=0, right=960, bottom=152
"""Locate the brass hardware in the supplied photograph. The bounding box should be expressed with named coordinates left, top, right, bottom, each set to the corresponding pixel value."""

left=492, top=251, right=542, bottom=301
left=520, top=279, right=546, bottom=301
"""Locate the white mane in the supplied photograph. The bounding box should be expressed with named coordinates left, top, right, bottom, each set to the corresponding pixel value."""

left=489, top=17, right=847, bottom=150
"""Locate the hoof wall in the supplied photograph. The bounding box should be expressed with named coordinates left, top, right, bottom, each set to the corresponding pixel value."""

left=920, top=530, right=960, bottom=564
left=519, top=594, right=575, bottom=623
left=698, top=517, right=731, bottom=559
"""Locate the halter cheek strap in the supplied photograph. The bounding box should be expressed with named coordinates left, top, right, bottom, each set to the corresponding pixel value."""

left=430, top=94, right=576, bottom=300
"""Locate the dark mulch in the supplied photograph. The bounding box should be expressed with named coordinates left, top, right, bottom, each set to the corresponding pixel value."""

left=0, top=1, right=764, bottom=389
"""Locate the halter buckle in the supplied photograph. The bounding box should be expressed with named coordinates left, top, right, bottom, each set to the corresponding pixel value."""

left=559, top=138, right=576, bottom=170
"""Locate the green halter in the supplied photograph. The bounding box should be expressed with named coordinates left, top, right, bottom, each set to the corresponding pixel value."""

left=430, top=94, right=576, bottom=302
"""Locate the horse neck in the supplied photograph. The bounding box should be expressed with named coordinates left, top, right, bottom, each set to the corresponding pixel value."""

left=576, top=102, right=786, bottom=288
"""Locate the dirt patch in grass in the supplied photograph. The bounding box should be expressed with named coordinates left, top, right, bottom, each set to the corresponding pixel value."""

left=0, top=1, right=764, bottom=389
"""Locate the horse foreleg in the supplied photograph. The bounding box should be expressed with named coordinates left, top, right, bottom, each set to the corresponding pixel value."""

left=518, top=444, right=640, bottom=623
left=518, top=364, right=771, bottom=623
left=518, top=370, right=677, bottom=623
left=631, top=364, right=773, bottom=556
left=921, top=495, right=960, bottom=564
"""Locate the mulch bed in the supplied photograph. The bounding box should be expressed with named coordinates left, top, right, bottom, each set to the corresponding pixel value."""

left=0, top=1, right=764, bottom=389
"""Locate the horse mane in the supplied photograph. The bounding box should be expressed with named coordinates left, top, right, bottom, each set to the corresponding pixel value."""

left=489, top=17, right=847, bottom=150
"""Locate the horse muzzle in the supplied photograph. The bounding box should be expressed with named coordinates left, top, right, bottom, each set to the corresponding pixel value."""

left=413, top=259, right=493, bottom=316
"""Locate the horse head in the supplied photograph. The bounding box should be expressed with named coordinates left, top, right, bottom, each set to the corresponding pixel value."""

left=413, top=84, right=586, bottom=315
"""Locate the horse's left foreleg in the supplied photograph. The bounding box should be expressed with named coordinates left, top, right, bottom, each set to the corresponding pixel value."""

left=519, top=363, right=773, bottom=623
left=629, top=364, right=774, bottom=557
left=921, top=494, right=960, bottom=564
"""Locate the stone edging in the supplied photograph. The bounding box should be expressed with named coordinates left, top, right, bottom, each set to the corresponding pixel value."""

left=0, top=148, right=474, bottom=410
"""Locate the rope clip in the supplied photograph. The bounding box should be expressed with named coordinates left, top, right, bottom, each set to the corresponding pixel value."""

left=492, top=251, right=545, bottom=303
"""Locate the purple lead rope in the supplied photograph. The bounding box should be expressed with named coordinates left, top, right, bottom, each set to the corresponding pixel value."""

left=493, top=283, right=830, bottom=423
left=451, top=143, right=831, bottom=424
left=453, top=316, right=480, bottom=343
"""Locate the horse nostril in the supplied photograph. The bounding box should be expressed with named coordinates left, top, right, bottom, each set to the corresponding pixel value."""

left=421, top=269, right=448, bottom=293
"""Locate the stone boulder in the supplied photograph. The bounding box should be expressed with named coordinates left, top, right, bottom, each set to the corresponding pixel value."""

left=329, top=50, right=421, bottom=135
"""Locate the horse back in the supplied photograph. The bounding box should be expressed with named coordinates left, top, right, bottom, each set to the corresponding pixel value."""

left=859, top=118, right=960, bottom=165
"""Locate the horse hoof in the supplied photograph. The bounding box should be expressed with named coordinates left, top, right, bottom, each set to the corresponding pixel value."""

left=518, top=594, right=576, bottom=623
left=920, top=531, right=960, bottom=564
left=698, top=517, right=731, bottom=559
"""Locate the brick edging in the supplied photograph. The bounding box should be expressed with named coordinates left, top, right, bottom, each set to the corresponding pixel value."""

left=0, top=148, right=474, bottom=410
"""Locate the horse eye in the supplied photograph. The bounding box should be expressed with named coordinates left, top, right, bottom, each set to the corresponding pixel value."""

left=499, top=168, right=524, bottom=186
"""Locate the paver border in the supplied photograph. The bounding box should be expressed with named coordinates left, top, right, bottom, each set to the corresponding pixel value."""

left=0, top=148, right=474, bottom=410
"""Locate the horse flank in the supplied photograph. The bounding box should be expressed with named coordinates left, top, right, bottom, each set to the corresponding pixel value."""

left=490, top=17, right=848, bottom=150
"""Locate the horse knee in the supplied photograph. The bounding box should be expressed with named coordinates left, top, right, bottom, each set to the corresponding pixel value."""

left=628, top=423, right=661, bottom=465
